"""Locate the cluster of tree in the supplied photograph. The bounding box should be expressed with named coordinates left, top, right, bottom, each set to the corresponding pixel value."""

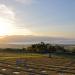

left=27, top=42, right=66, bottom=54
left=26, top=42, right=75, bottom=57
left=0, top=42, right=75, bottom=56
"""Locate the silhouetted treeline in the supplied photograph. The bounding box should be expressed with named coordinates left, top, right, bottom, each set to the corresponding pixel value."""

left=0, top=48, right=26, bottom=53
left=0, top=42, right=75, bottom=55
left=26, top=42, right=66, bottom=54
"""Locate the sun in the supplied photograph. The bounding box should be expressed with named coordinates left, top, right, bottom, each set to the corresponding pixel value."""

left=0, top=4, right=33, bottom=36
left=0, top=18, right=14, bottom=36
left=0, top=17, right=34, bottom=36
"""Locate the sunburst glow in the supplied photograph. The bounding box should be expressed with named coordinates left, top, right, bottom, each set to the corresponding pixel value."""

left=0, top=18, right=14, bottom=36
left=0, top=4, right=33, bottom=36
left=0, top=17, right=33, bottom=36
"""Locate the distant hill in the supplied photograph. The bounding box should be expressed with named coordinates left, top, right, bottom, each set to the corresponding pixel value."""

left=0, top=35, right=75, bottom=45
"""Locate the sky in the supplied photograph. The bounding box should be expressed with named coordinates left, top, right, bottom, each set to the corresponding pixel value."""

left=0, top=0, right=75, bottom=39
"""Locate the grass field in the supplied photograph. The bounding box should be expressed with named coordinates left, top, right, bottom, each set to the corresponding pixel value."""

left=0, top=52, right=75, bottom=75
left=0, top=52, right=48, bottom=60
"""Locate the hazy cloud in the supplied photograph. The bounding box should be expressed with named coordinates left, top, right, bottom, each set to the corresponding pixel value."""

left=0, top=4, right=34, bottom=35
left=0, top=4, right=15, bottom=21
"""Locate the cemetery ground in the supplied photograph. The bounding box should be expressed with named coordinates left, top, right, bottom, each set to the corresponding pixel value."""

left=0, top=52, right=75, bottom=75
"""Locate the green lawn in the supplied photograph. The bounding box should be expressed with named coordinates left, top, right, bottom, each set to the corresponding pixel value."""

left=0, top=52, right=48, bottom=60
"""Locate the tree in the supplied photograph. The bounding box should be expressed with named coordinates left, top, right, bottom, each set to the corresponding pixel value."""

left=48, top=45, right=55, bottom=58
left=55, top=45, right=66, bottom=53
